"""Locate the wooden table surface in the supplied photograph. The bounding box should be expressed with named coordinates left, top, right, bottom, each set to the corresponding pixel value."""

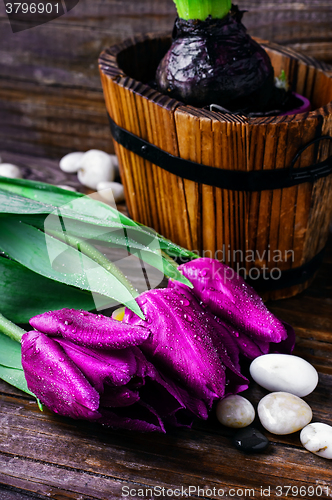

left=0, top=153, right=331, bottom=500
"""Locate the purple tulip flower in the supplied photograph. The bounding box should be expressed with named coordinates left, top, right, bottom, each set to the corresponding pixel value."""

left=22, top=309, right=206, bottom=432
left=22, top=260, right=295, bottom=432
left=168, top=259, right=288, bottom=343
left=124, top=288, right=249, bottom=410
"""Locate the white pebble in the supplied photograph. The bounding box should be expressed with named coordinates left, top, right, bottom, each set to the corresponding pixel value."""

left=97, top=181, right=125, bottom=203
left=0, top=163, right=22, bottom=179
left=300, top=423, right=332, bottom=459
left=250, top=353, right=318, bottom=397
left=59, top=152, right=84, bottom=173
left=77, top=149, right=115, bottom=189
left=56, top=185, right=77, bottom=192
left=216, top=395, right=255, bottom=428
left=258, top=392, right=312, bottom=435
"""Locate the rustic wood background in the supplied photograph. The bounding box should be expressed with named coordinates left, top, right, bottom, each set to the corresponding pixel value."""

left=0, top=0, right=332, bottom=160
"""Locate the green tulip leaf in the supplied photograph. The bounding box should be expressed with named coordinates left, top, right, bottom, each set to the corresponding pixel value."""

left=0, top=219, right=144, bottom=319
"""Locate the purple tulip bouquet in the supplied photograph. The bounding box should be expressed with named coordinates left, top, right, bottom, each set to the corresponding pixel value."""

left=0, top=244, right=294, bottom=432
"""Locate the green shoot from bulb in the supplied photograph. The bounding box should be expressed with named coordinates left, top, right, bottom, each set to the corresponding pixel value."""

left=173, top=0, right=232, bottom=21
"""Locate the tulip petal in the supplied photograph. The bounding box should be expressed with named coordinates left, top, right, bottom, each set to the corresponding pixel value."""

left=124, top=288, right=227, bottom=406
left=55, top=339, right=138, bottom=392
left=21, top=330, right=100, bottom=420
left=219, top=320, right=270, bottom=360
left=99, top=402, right=166, bottom=433
left=269, top=321, right=296, bottom=354
left=30, top=308, right=150, bottom=349
left=100, top=385, right=140, bottom=407
left=170, top=385, right=209, bottom=423
left=174, top=287, right=249, bottom=395
left=169, top=259, right=287, bottom=342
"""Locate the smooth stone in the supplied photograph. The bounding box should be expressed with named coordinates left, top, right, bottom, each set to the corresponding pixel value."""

left=216, top=395, right=255, bottom=428
left=97, top=181, right=125, bottom=203
left=56, top=185, right=77, bottom=192
left=258, top=392, right=312, bottom=435
left=59, top=152, right=84, bottom=173
left=250, top=353, right=318, bottom=397
left=77, top=149, right=115, bottom=189
left=0, top=163, right=22, bottom=179
left=300, top=423, right=332, bottom=459
left=232, top=427, right=269, bottom=453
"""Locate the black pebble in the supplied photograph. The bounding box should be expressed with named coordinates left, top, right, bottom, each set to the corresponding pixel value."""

left=232, top=427, right=269, bottom=453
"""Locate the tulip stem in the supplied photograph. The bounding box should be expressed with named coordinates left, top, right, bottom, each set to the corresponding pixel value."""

left=0, top=312, right=25, bottom=343
left=46, top=229, right=139, bottom=298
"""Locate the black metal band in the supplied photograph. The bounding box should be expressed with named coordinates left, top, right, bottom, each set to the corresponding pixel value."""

left=109, top=115, right=332, bottom=192
left=246, top=247, right=325, bottom=292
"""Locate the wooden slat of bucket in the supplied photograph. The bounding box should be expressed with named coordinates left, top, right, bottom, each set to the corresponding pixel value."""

left=212, top=118, right=225, bottom=260
left=292, top=115, right=323, bottom=267
left=128, top=83, right=194, bottom=249
left=304, top=66, right=318, bottom=104
left=114, top=77, right=156, bottom=227
left=276, top=119, right=305, bottom=272
left=133, top=84, right=172, bottom=232
left=227, top=120, right=237, bottom=268
left=100, top=72, right=136, bottom=219
left=201, top=109, right=247, bottom=268
left=303, top=106, right=332, bottom=262
left=267, top=121, right=288, bottom=267
left=230, top=119, right=247, bottom=270
left=296, top=62, right=309, bottom=96
left=174, top=106, right=248, bottom=260
left=208, top=112, right=232, bottom=265
left=138, top=90, right=169, bottom=236
left=247, top=121, right=269, bottom=272
left=254, top=119, right=280, bottom=271
left=247, top=116, right=301, bottom=301
left=200, top=115, right=216, bottom=256
left=145, top=95, right=187, bottom=243
left=281, top=129, right=306, bottom=295
left=311, top=70, right=332, bottom=109
left=261, top=114, right=324, bottom=301
left=174, top=107, right=202, bottom=253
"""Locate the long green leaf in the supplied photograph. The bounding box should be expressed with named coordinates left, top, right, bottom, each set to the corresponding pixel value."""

left=0, top=256, right=110, bottom=323
left=0, top=365, right=33, bottom=396
left=0, top=178, right=196, bottom=259
left=0, top=189, right=55, bottom=216
left=0, top=219, right=144, bottom=318
left=0, top=331, right=33, bottom=396
left=0, top=331, right=23, bottom=369
left=0, top=178, right=196, bottom=290
left=41, top=216, right=192, bottom=287
left=4, top=213, right=193, bottom=288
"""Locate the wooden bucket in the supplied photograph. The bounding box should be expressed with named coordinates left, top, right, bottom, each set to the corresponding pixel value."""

left=99, top=34, right=332, bottom=300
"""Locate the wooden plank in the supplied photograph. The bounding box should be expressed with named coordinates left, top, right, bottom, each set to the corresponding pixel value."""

left=0, top=81, right=113, bottom=159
